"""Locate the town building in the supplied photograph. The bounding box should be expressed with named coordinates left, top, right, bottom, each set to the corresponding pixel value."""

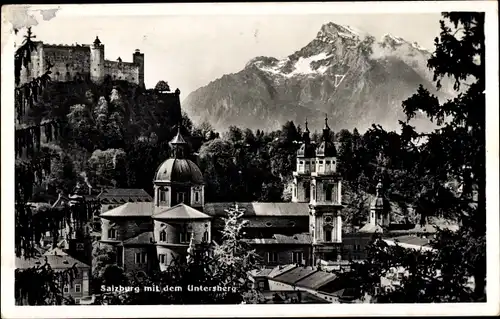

left=19, top=36, right=145, bottom=87
left=98, top=116, right=344, bottom=275
left=15, top=249, right=91, bottom=305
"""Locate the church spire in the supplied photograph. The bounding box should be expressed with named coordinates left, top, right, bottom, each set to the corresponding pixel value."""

left=322, top=114, right=331, bottom=141
left=302, top=118, right=311, bottom=143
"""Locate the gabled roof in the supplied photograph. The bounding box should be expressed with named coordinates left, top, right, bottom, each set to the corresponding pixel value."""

left=268, top=264, right=297, bottom=279
left=383, top=235, right=434, bottom=251
left=252, top=268, right=273, bottom=278
left=100, top=202, right=154, bottom=218
left=243, top=233, right=311, bottom=245
left=16, top=254, right=89, bottom=270
left=123, top=231, right=155, bottom=245
left=153, top=204, right=211, bottom=220
left=358, top=223, right=384, bottom=233
left=97, top=188, right=153, bottom=204
left=295, top=271, right=337, bottom=290
left=273, top=266, right=317, bottom=284
left=204, top=202, right=309, bottom=217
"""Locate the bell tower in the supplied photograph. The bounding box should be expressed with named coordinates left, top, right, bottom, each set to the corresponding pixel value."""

left=292, top=119, right=315, bottom=203
left=309, top=115, right=343, bottom=265
left=369, top=180, right=391, bottom=228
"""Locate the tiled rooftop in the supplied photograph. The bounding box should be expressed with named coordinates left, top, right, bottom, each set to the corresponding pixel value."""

left=204, top=202, right=309, bottom=217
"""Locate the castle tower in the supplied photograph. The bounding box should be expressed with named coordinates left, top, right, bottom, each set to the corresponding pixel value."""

left=90, top=36, right=105, bottom=84
left=292, top=119, right=315, bottom=203
left=133, top=49, right=145, bottom=88
left=309, top=115, right=343, bottom=264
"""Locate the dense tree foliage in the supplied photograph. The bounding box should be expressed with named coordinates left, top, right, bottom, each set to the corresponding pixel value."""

left=339, top=12, right=487, bottom=303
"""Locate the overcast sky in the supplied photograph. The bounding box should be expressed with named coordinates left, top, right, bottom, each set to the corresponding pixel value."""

left=5, top=5, right=443, bottom=96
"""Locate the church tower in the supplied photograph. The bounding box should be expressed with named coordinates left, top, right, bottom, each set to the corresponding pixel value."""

left=90, top=36, right=105, bottom=84
left=309, top=115, right=343, bottom=264
left=369, top=180, right=391, bottom=228
left=292, top=119, right=315, bottom=203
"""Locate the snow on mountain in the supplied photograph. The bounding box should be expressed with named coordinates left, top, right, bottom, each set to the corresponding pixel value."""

left=257, top=52, right=333, bottom=77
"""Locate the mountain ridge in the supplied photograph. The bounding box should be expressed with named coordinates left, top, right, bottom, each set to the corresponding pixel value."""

left=183, top=22, right=452, bottom=133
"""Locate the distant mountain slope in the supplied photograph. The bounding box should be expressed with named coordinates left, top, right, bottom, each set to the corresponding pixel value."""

left=183, top=22, right=453, bottom=133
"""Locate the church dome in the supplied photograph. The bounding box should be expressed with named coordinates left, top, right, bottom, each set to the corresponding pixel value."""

left=154, top=158, right=204, bottom=184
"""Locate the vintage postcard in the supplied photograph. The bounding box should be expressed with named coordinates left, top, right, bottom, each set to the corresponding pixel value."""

left=1, top=1, right=499, bottom=318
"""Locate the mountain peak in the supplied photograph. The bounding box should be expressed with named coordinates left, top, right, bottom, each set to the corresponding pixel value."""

left=380, top=33, right=429, bottom=52
left=316, top=22, right=363, bottom=43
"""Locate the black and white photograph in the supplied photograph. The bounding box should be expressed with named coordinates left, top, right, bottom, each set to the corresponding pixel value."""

left=1, top=1, right=499, bottom=317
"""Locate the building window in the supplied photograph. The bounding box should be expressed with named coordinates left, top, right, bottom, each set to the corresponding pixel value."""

left=292, top=252, right=303, bottom=264
left=305, top=161, right=310, bottom=165
left=304, top=181, right=310, bottom=200
left=299, top=161, right=304, bottom=164
left=179, top=231, right=189, bottom=243
left=75, top=284, right=82, bottom=293
left=202, top=230, right=209, bottom=242
left=258, top=281, right=265, bottom=289
left=177, top=192, right=185, bottom=203
left=324, top=226, right=332, bottom=242
left=160, top=190, right=166, bottom=202
left=108, top=229, right=116, bottom=239
left=267, top=252, right=278, bottom=263
left=135, top=252, right=147, bottom=264
left=63, top=285, right=69, bottom=293
left=319, top=160, right=323, bottom=164
left=326, top=160, right=331, bottom=164
left=159, top=254, right=166, bottom=264
left=325, top=184, right=333, bottom=201
left=194, top=191, right=199, bottom=202
left=159, top=230, right=167, bottom=242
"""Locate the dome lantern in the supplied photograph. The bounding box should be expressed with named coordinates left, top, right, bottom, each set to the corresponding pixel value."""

left=169, top=124, right=188, bottom=159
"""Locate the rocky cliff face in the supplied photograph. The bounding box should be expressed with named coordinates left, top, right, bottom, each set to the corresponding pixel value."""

left=183, top=22, right=452, bottom=133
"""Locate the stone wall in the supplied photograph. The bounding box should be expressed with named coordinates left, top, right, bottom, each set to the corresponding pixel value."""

left=43, top=45, right=91, bottom=82
left=123, top=245, right=157, bottom=274
left=101, top=217, right=153, bottom=242
left=154, top=220, right=211, bottom=245
left=104, top=60, right=139, bottom=84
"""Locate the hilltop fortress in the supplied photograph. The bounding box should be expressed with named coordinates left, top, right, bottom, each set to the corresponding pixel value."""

left=20, top=36, right=145, bottom=87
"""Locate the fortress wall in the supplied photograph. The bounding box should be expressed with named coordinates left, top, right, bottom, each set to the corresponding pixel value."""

left=104, top=60, right=139, bottom=84
left=43, top=45, right=91, bottom=82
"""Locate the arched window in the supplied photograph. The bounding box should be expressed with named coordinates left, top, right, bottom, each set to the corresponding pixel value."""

left=159, top=230, right=166, bottom=242
left=160, top=190, right=166, bottom=202
left=203, top=230, right=209, bottom=242
left=194, top=191, right=199, bottom=202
